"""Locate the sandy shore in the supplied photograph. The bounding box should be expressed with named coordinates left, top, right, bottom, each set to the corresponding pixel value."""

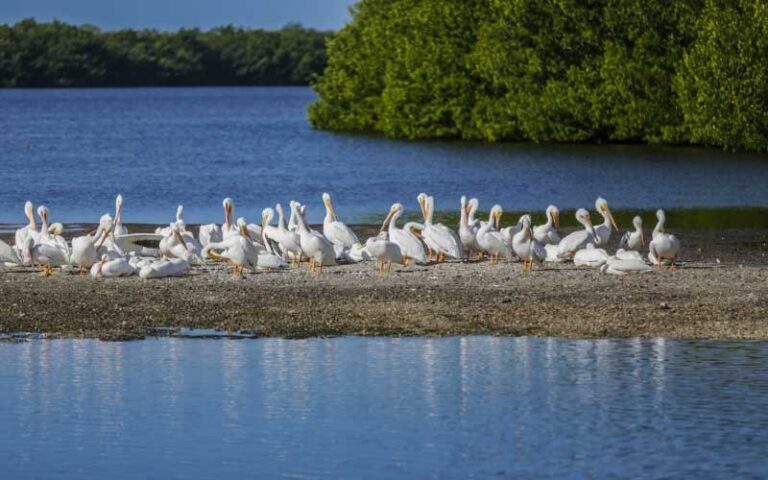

left=1, top=225, right=766, bottom=340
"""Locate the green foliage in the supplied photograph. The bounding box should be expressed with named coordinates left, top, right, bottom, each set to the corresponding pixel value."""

left=311, top=0, right=768, bottom=151
left=0, top=19, right=330, bottom=87
left=674, top=0, right=768, bottom=151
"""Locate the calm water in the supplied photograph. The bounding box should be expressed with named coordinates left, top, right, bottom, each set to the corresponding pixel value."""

left=1, top=336, right=766, bottom=479
left=1, top=87, right=767, bottom=224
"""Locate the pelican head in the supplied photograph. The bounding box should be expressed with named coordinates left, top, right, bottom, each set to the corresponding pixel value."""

left=116, top=194, right=123, bottom=209
left=547, top=205, right=560, bottom=229
left=656, top=209, right=666, bottom=221
left=223, top=198, right=234, bottom=226
left=176, top=205, right=184, bottom=221
left=37, top=205, right=50, bottom=226
left=322, top=192, right=337, bottom=221
left=521, top=214, right=533, bottom=237
left=490, top=204, right=503, bottom=230
left=576, top=208, right=596, bottom=237
left=262, top=207, right=275, bottom=227
left=633, top=215, right=645, bottom=246
left=380, top=203, right=403, bottom=233
left=596, top=197, right=618, bottom=232
left=417, top=193, right=428, bottom=221
left=24, top=201, right=36, bottom=228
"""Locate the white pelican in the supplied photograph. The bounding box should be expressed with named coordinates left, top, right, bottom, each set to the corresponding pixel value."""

left=293, top=201, right=336, bottom=272
left=476, top=205, right=513, bottom=264
left=615, top=248, right=643, bottom=261
left=14, top=201, right=39, bottom=256
left=1, top=236, right=27, bottom=266
left=365, top=234, right=404, bottom=274
left=202, top=218, right=260, bottom=275
left=32, top=206, right=71, bottom=275
left=573, top=244, right=609, bottom=268
left=199, top=198, right=235, bottom=246
left=261, top=208, right=281, bottom=253
left=556, top=208, right=597, bottom=260
left=113, top=194, right=128, bottom=236
left=594, top=197, right=618, bottom=245
left=335, top=242, right=373, bottom=263
left=459, top=196, right=480, bottom=259
left=601, top=256, right=652, bottom=275
left=322, top=192, right=359, bottom=248
left=380, top=203, right=427, bottom=266
left=619, top=216, right=645, bottom=251
left=418, top=194, right=462, bottom=262
left=70, top=225, right=110, bottom=274
left=139, top=258, right=189, bottom=279
left=534, top=205, right=561, bottom=245
left=512, top=214, right=546, bottom=272
left=90, top=254, right=136, bottom=278
left=274, top=203, right=302, bottom=266
left=155, top=206, right=185, bottom=236
left=648, top=209, right=681, bottom=270
left=159, top=223, right=201, bottom=263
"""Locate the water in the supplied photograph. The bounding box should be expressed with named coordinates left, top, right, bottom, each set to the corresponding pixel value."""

left=1, top=336, right=766, bottom=479
left=1, top=87, right=767, bottom=224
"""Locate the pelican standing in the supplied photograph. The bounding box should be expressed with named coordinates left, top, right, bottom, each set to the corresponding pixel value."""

left=476, top=205, right=513, bottom=264
left=365, top=234, right=404, bottom=274
left=619, top=216, right=645, bottom=251
left=202, top=218, right=259, bottom=276
left=556, top=208, right=597, bottom=260
left=113, top=194, right=128, bottom=236
left=648, top=209, right=680, bottom=271
left=512, top=215, right=546, bottom=272
left=32, top=206, right=71, bottom=276
left=274, top=203, right=302, bottom=267
left=293, top=201, right=336, bottom=272
left=534, top=205, right=561, bottom=245
left=14, top=201, right=39, bottom=256
left=594, top=197, right=618, bottom=245
left=322, top=192, right=359, bottom=249
left=459, top=196, right=480, bottom=259
left=418, top=194, right=462, bottom=262
left=380, top=203, right=427, bottom=266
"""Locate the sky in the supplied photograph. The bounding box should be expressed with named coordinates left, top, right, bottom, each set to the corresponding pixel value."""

left=1, top=0, right=354, bottom=31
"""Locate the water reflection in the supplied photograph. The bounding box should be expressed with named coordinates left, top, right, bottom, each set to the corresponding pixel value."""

left=0, top=336, right=767, bottom=479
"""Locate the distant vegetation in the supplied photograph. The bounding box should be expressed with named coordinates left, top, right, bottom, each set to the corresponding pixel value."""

left=0, top=19, right=330, bottom=87
left=309, top=0, right=768, bottom=152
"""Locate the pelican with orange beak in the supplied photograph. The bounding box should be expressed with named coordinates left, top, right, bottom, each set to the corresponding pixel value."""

left=512, top=214, right=546, bottom=272
left=556, top=208, right=598, bottom=260
left=594, top=197, right=618, bottom=245
left=379, top=202, right=426, bottom=266
left=476, top=204, right=512, bottom=264
left=31, top=206, right=71, bottom=276
left=459, top=196, right=481, bottom=259
left=533, top=205, right=561, bottom=245
left=417, top=193, right=462, bottom=262
left=322, top=192, right=359, bottom=249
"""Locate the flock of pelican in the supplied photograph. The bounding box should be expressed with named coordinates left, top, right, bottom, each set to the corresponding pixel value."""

left=0, top=193, right=681, bottom=278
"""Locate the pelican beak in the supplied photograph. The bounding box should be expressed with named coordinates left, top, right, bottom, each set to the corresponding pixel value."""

left=641, top=233, right=646, bottom=247
left=380, top=209, right=395, bottom=234
left=606, top=207, right=618, bottom=232
left=417, top=197, right=427, bottom=221
left=465, top=204, right=472, bottom=215
left=328, top=199, right=338, bottom=222
left=494, top=211, right=501, bottom=230
left=240, top=225, right=252, bottom=240
left=175, top=230, right=189, bottom=250
left=554, top=211, right=560, bottom=229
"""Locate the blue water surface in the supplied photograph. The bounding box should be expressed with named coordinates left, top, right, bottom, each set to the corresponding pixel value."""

left=1, top=87, right=767, bottom=224
left=1, top=336, right=766, bottom=479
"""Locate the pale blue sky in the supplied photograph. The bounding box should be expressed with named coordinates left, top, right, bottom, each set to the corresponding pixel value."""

left=1, top=0, right=354, bottom=30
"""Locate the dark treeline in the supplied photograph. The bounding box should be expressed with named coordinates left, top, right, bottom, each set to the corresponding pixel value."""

left=0, top=19, right=330, bottom=87
left=309, top=0, right=768, bottom=152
